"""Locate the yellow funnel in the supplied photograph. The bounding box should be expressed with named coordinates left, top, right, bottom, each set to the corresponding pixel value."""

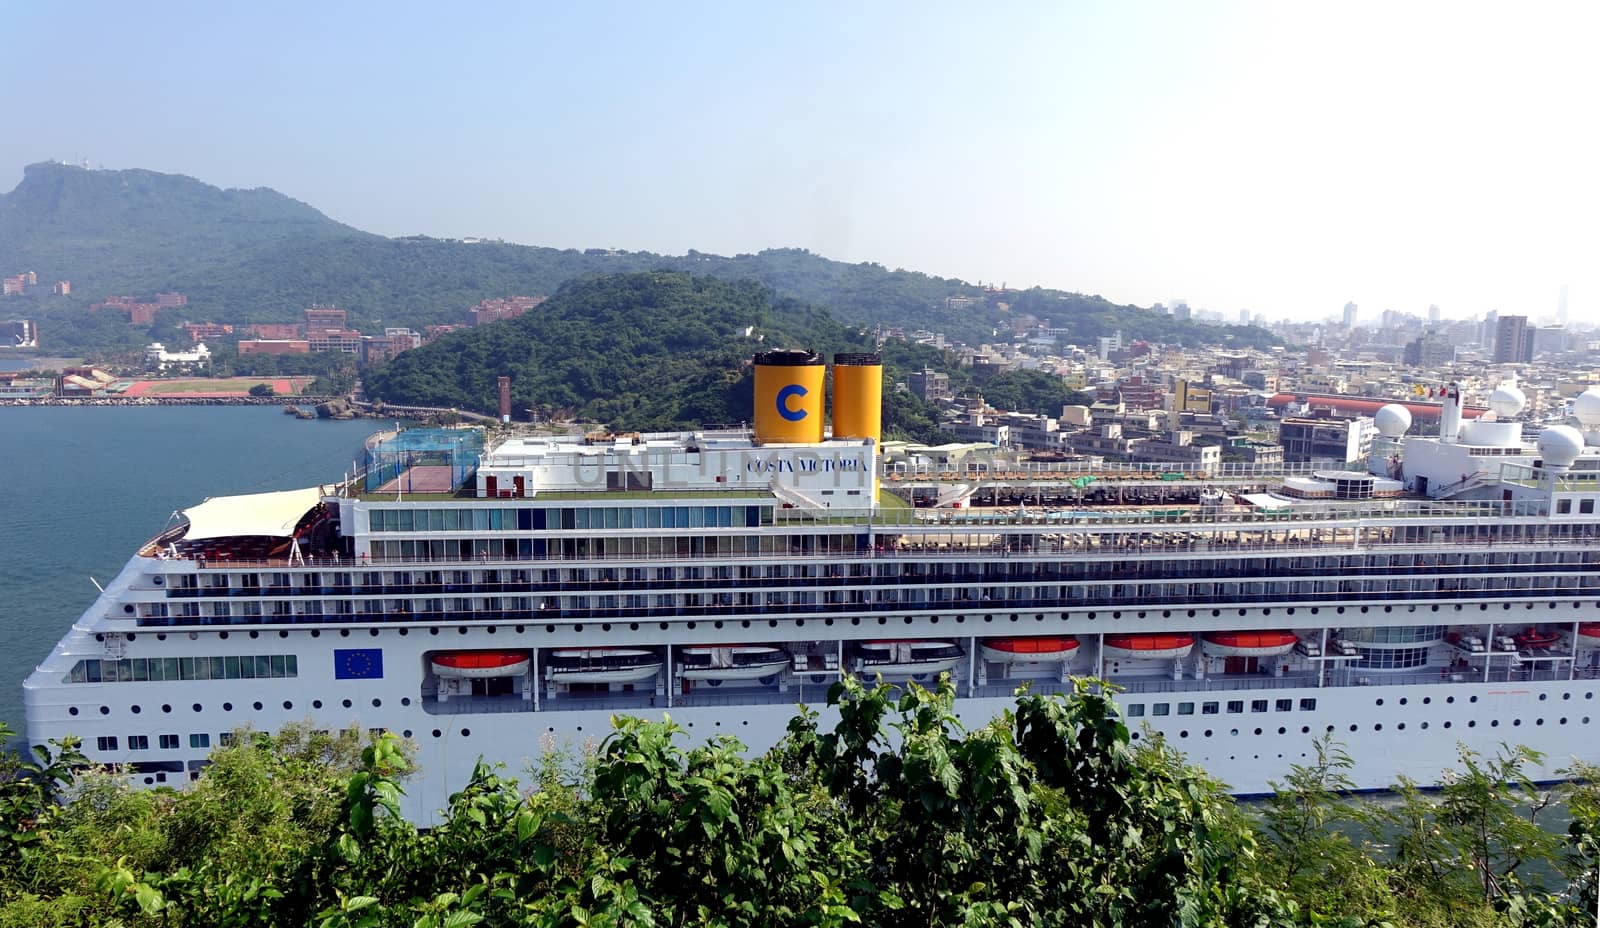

left=753, top=350, right=825, bottom=444
left=831, top=353, right=883, bottom=444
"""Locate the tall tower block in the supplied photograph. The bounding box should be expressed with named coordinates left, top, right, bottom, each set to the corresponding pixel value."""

left=752, top=350, right=825, bottom=444
left=830, top=353, right=883, bottom=445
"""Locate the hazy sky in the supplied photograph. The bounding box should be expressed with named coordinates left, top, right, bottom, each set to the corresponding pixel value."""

left=3, top=2, right=1596, bottom=324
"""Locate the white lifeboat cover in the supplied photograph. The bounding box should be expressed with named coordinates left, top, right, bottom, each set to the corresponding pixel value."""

left=181, top=486, right=329, bottom=540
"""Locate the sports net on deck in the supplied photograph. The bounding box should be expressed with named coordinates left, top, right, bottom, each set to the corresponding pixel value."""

left=365, top=428, right=484, bottom=494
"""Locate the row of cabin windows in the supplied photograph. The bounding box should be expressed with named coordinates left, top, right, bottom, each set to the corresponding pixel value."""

left=1126, top=698, right=1318, bottom=718
left=367, top=505, right=767, bottom=533
left=96, top=732, right=221, bottom=752
left=67, top=655, right=297, bottom=684
left=1555, top=499, right=1598, bottom=515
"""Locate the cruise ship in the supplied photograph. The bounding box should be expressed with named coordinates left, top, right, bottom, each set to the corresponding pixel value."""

left=24, top=351, right=1600, bottom=822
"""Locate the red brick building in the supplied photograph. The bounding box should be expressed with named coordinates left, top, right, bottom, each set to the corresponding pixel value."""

left=238, top=339, right=311, bottom=356
left=244, top=323, right=304, bottom=340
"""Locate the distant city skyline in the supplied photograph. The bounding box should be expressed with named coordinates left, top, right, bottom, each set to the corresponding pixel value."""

left=3, top=2, right=1597, bottom=324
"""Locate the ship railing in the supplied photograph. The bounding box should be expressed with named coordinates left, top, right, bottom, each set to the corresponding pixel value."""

left=133, top=584, right=1600, bottom=629
left=777, top=498, right=1550, bottom=528
left=145, top=561, right=1600, bottom=601
left=150, top=530, right=1600, bottom=573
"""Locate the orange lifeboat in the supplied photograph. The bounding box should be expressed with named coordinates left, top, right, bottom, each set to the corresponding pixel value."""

left=1576, top=624, right=1600, bottom=649
left=1101, top=633, right=1195, bottom=660
left=430, top=650, right=531, bottom=679
left=1512, top=628, right=1561, bottom=651
left=1201, top=631, right=1298, bottom=658
left=981, top=636, right=1080, bottom=664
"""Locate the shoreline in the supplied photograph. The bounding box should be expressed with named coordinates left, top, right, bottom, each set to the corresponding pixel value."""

left=0, top=395, right=498, bottom=422
left=0, top=395, right=336, bottom=408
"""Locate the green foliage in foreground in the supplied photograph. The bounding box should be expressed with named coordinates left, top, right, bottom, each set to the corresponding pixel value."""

left=4, top=682, right=1600, bottom=927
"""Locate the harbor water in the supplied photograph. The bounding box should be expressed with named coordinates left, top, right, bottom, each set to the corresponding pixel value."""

left=0, top=406, right=382, bottom=741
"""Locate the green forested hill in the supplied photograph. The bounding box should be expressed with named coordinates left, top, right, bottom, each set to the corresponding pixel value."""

left=0, top=163, right=1279, bottom=353
left=365, top=271, right=959, bottom=438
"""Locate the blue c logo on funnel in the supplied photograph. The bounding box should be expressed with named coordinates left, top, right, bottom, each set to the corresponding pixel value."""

left=776, top=384, right=808, bottom=421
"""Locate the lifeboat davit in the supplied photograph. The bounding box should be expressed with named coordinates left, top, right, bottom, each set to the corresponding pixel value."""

left=981, top=636, right=1080, bottom=664
left=1201, top=631, right=1298, bottom=658
left=677, top=644, right=791, bottom=681
left=1512, top=628, right=1561, bottom=651
left=852, top=640, right=963, bottom=678
left=1101, top=633, right=1195, bottom=661
left=430, top=650, right=531, bottom=679
left=545, top=648, right=663, bottom=684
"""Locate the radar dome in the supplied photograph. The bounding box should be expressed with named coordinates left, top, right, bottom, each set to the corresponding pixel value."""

left=1374, top=404, right=1412, bottom=437
left=1574, top=387, right=1600, bottom=429
left=1487, top=383, right=1527, bottom=419
left=1537, top=425, right=1585, bottom=468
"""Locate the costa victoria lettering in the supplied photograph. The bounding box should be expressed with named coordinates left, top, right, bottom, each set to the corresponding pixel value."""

left=775, top=384, right=809, bottom=421
left=746, top=456, right=863, bottom=473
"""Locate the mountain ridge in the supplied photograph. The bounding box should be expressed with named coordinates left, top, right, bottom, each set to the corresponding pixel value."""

left=0, top=162, right=1279, bottom=354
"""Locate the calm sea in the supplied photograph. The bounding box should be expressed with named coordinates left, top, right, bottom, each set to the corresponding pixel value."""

left=0, top=407, right=383, bottom=743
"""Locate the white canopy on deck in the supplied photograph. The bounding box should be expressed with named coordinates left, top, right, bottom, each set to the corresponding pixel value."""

left=180, top=486, right=329, bottom=540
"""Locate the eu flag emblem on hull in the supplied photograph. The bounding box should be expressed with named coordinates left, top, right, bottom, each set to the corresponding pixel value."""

left=334, top=648, right=383, bottom=680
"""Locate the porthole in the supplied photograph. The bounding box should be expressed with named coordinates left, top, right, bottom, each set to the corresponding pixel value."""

left=223, top=702, right=233, bottom=711
left=1513, top=719, right=1522, bottom=727
left=1444, top=721, right=1452, bottom=728
left=1179, top=731, right=1188, bottom=738
left=282, top=701, right=293, bottom=710
left=432, top=729, right=442, bottom=738
left=1468, top=720, right=1476, bottom=727
left=402, top=730, right=413, bottom=738
left=401, top=697, right=411, bottom=707
left=312, top=700, right=322, bottom=709
left=1565, top=693, right=1573, bottom=701
left=131, top=705, right=141, bottom=714
left=1376, top=699, right=1385, bottom=707
left=279, top=630, right=289, bottom=638
left=253, top=702, right=263, bottom=710
left=1470, top=695, right=1479, bottom=703
left=69, top=707, right=79, bottom=716
left=1561, top=717, right=1568, bottom=725
left=1540, top=693, right=1548, bottom=701
left=1204, top=730, right=1213, bottom=737
left=191, top=703, right=202, bottom=713
left=162, top=704, right=172, bottom=713
left=1420, top=722, right=1428, bottom=730
left=1423, top=697, right=1432, bottom=705
left=1491, top=720, right=1500, bottom=727
left=1536, top=718, right=1544, bottom=726
left=342, top=699, right=352, bottom=709
left=372, top=699, right=382, bottom=708
left=461, top=728, right=470, bottom=737
left=340, top=629, right=350, bottom=637
left=1374, top=724, right=1383, bottom=731
left=400, top=629, right=409, bottom=636
left=1349, top=724, right=1358, bottom=732
left=1397, top=723, right=1405, bottom=731
left=249, top=631, right=259, bottom=639
left=1278, top=727, right=1286, bottom=735
left=1447, top=696, right=1456, bottom=704
left=1398, top=698, right=1407, bottom=706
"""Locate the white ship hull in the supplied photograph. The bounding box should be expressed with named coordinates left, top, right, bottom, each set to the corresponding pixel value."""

left=25, top=381, right=1600, bottom=824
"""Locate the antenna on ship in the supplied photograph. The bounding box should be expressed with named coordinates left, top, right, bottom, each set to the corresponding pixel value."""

left=89, top=577, right=104, bottom=593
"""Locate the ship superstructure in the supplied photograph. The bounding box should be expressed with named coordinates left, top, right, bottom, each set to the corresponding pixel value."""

left=24, top=357, right=1600, bottom=822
